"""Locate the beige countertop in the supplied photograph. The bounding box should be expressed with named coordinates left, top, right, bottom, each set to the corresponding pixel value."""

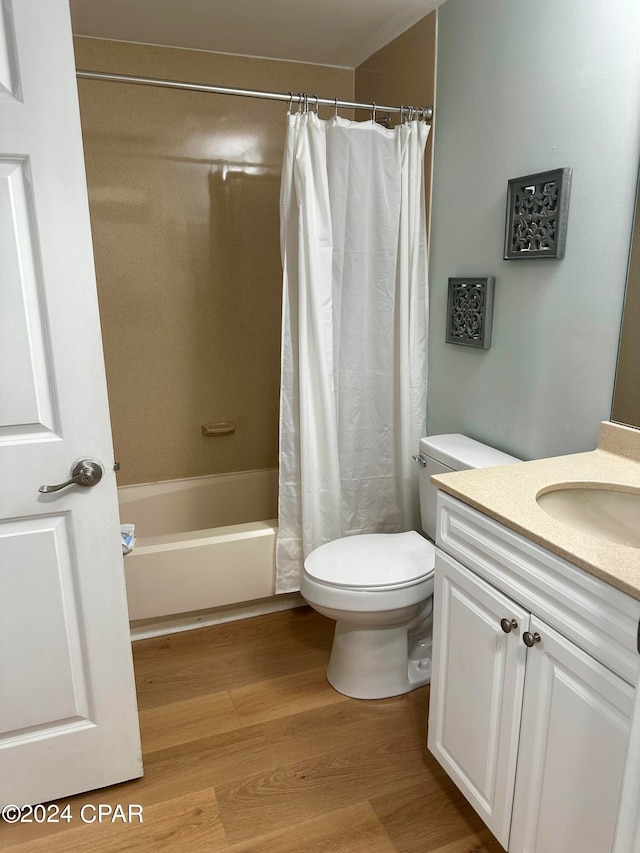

left=431, top=421, right=640, bottom=600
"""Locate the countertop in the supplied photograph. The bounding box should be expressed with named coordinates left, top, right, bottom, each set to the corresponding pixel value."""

left=431, top=421, right=640, bottom=600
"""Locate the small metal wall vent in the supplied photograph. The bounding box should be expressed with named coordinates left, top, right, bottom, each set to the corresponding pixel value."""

left=446, top=277, right=494, bottom=349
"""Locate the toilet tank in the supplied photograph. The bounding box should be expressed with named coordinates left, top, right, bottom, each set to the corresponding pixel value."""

left=418, top=434, right=521, bottom=541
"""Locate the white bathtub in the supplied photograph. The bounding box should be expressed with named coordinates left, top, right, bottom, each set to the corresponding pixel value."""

left=118, top=469, right=278, bottom=622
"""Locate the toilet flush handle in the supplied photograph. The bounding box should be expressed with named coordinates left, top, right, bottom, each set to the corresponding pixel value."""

left=412, top=454, right=426, bottom=468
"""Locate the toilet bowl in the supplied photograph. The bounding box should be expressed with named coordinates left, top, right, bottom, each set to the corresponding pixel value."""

left=301, top=531, right=435, bottom=699
left=301, top=434, right=521, bottom=700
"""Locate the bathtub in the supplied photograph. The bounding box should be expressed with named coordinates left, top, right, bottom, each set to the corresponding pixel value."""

left=118, top=469, right=278, bottom=622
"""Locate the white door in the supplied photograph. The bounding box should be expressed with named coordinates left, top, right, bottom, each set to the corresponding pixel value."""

left=0, top=0, right=142, bottom=806
left=510, top=616, right=634, bottom=853
left=428, top=550, right=529, bottom=848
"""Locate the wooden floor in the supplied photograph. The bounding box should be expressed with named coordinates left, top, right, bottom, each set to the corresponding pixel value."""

left=1, top=607, right=504, bottom=852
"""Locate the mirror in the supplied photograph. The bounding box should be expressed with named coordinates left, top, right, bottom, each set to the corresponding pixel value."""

left=611, top=173, right=640, bottom=429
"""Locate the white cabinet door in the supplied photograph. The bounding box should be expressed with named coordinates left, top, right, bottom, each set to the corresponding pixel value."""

left=0, top=0, right=142, bottom=805
left=428, top=551, right=530, bottom=848
left=510, top=616, right=635, bottom=853
left=613, top=687, right=640, bottom=852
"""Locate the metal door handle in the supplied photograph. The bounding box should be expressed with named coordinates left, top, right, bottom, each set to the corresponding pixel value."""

left=500, top=618, right=518, bottom=633
left=39, top=459, right=104, bottom=493
left=523, top=631, right=541, bottom=648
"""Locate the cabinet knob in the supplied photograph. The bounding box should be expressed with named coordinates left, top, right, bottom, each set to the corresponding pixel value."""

left=500, top=618, right=518, bottom=633
left=523, top=631, right=541, bottom=648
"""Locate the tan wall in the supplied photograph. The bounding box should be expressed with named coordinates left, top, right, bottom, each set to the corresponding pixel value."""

left=74, top=38, right=353, bottom=485
left=355, top=13, right=437, bottom=230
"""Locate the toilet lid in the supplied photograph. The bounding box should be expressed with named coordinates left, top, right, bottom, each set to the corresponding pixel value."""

left=304, top=531, right=435, bottom=590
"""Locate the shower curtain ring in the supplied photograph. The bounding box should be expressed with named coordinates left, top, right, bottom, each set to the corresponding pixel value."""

left=314, top=94, right=319, bottom=114
left=334, top=97, right=338, bottom=117
left=287, top=92, right=293, bottom=114
left=371, top=102, right=376, bottom=124
left=304, top=93, right=309, bottom=113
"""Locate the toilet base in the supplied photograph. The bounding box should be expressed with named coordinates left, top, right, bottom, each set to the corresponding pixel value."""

left=327, top=619, right=432, bottom=700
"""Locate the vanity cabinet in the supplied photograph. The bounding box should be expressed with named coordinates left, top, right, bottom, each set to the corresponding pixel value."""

left=428, top=493, right=640, bottom=853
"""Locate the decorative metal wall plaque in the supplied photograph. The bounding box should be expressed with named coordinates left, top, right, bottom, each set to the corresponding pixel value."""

left=504, top=167, right=571, bottom=259
left=446, top=277, right=494, bottom=349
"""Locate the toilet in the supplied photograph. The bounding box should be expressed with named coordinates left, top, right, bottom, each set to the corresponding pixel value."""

left=301, top=434, right=521, bottom=699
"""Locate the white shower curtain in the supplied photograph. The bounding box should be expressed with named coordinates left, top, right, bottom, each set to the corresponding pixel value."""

left=276, top=112, right=430, bottom=593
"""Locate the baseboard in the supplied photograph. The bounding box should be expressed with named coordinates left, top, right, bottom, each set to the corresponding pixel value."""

left=129, top=593, right=306, bottom=641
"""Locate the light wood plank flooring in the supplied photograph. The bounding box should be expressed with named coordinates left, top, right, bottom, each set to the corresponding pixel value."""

left=1, top=607, right=505, bottom=852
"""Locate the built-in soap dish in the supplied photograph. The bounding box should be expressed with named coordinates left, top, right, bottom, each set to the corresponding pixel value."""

left=202, top=421, right=235, bottom=436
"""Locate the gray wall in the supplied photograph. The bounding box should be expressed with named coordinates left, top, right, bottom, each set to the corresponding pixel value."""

left=427, top=0, right=640, bottom=460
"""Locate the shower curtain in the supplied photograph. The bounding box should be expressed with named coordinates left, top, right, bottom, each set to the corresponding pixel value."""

left=276, top=111, right=430, bottom=593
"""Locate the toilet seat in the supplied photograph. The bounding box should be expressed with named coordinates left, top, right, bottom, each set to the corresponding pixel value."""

left=304, top=531, right=435, bottom=592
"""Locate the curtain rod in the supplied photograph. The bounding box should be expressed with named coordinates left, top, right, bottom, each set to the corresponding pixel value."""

left=76, top=70, right=433, bottom=122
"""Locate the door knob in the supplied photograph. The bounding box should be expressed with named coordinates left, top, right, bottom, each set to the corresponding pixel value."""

left=523, top=631, right=541, bottom=648
left=500, top=618, right=518, bottom=633
left=39, top=459, right=104, bottom=493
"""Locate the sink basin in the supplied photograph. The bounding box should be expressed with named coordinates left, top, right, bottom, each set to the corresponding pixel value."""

left=536, top=486, right=640, bottom=548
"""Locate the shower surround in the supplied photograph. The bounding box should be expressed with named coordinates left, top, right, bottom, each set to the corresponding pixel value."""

left=74, top=36, right=353, bottom=487
left=74, top=18, right=436, bottom=622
